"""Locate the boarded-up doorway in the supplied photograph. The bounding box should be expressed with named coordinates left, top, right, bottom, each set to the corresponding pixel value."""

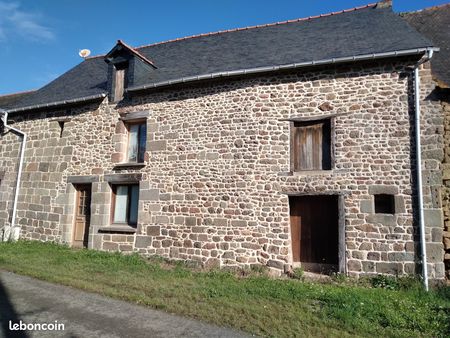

left=289, top=195, right=340, bottom=273
left=72, top=184, right=91, bottom=248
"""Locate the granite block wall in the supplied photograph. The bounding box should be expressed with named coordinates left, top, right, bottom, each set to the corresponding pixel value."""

left=0, top=59, right=445, bottom=279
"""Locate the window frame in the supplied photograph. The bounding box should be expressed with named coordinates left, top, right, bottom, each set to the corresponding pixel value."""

left=111, top=183, right=139, bottom=227
left=290, top=118, right=333, bottom=172
left=125, top=120, right=147, bottom=164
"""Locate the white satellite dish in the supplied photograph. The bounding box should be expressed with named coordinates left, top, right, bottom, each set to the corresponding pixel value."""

left=79, top=49, right=91, bottom=58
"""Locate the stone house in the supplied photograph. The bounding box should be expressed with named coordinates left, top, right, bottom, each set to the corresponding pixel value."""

left=0, top=1, right=446, bottom=281
left=402, top=3, right=450, bottom=280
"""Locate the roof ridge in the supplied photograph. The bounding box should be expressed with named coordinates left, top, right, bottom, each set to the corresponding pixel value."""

left=401, top=2, right=450, bottom=15
left=135, top=3, right=377, bottom=50
left=86, top=2, right=377, bottom=60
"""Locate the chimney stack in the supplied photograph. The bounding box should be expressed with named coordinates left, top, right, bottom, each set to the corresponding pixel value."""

left=377, top=0, right=392, bottom=9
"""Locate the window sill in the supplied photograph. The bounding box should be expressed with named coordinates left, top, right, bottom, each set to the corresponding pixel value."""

left=98, top=225, right=137, bottom=233
left=113, top=162, right=146, bottom=170
left=279, top=170, right=334, bottom=176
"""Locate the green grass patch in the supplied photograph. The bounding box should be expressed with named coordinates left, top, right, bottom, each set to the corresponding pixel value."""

left=0, top=240, right=449, bottom=337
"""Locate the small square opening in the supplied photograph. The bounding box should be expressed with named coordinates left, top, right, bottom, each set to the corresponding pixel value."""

left=374, top=194, right=395, bottom=214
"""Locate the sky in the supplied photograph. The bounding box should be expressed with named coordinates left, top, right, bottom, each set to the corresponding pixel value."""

left=0, top=0, right=448, bottom=95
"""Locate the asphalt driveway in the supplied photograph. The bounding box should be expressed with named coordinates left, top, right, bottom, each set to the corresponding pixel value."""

left=0, top=271, right=251, bottom=338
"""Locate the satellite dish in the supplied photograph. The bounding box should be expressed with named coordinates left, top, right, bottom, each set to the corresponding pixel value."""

left=79, top=49, right=91, bottom=58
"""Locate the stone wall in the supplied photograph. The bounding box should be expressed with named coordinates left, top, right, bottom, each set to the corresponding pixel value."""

left=0, top=130, right=20, bottom=234
left=0, top=58, right=445, bottom=279
left=440, top=91, right=450, bottom=280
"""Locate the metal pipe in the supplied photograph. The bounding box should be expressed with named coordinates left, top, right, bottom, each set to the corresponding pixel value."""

left=0, top=109, right=27, bottom=241
left=414, top=49, right=434, bottom=291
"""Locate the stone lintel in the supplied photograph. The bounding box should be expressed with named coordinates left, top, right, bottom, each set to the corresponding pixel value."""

left=282, top=190, right=349, bottom=196
left=104, top=173, right=142, bottom=183
left=113, top=163, right=146, bottom=170
left=98, top=225, right=137, bottom=233
left=67, top=175, right=99, bottom=184
left=280, top=112, right=349, bottom=123
left=120, top=111, right=150, bottom=121
left=368, top=185, right=399, bottom=195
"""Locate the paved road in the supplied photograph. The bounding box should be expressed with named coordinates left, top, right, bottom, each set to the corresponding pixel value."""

left=0, top=271, right=251, bottom=338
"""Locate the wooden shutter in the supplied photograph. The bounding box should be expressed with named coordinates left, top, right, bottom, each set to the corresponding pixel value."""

left=294, top=122, right=324, bottom=171
left=114, top=68, right=125, bottom=101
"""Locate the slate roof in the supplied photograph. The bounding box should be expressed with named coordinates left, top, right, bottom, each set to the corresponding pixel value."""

left=0, top=91, right=35, bottom=110
left=402, top=4, right=450, bottom=87
left=2, top=3, right=436, bottom=113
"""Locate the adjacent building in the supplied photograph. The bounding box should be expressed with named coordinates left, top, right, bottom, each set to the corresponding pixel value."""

left=402, top=3, right=450, bottom=280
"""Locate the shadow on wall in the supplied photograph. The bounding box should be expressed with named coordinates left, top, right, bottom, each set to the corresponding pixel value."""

left=406, top=69, right=422, bottom=275
left=0, top=276, right=28, bottom=338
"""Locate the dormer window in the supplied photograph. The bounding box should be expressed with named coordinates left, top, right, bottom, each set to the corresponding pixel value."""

left=104, top=40, right=157, bottom=103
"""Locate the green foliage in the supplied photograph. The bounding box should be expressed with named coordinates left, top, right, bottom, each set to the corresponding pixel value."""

left=330, top=272, right=348, bottom=284
left=0, top=240, right=449, bottom=338
left=249, top=264, right=269, bottom=275
left=370, top=274, right=423, bottom=291
left=370, top=274, right=400, bottom=290
left=291, top=267, right=304, bottom=280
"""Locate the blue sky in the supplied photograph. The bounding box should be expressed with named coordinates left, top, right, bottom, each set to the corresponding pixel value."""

left=0, top=0, right=448, bottom=95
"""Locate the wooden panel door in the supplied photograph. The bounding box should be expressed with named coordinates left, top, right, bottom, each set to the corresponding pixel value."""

left=73, top=185, right=91, bottom=248
left=290, top=203, right=301, bottom=262
left=290, top=195, right=339, bottom=272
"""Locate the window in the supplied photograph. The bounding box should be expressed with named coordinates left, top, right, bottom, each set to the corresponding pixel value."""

left=374, top=194, right=395, bottom=214
left=112, top=184, right=139, bottom=226
left=126, top=122, right=147, bottom=163
left=291, top=119, right=331, bottom=171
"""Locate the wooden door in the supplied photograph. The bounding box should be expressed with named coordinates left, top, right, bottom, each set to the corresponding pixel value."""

left=73, top=185, right=91, bottom=248
left=290, top=195, right=339, bottom=272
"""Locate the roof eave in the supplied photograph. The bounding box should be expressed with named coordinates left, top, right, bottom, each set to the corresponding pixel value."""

left=5, top=93, right=107, bottom=114
left=127, top=47, right=439, bottom=93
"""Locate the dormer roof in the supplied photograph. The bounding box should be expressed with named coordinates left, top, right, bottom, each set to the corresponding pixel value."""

left=105, top=40, right=156, bottom=68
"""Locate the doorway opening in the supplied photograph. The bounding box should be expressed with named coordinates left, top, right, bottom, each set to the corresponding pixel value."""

left=72, top=184, right=92, bottom=248
left=289, top=194, right=341, bottom=274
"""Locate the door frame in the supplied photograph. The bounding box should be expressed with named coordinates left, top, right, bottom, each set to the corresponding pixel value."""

left=72, top=184, right=92, bottom=248
left=286, top=192, right=346, bottom=274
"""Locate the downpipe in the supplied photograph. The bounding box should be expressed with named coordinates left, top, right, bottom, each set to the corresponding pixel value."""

left=413, top=49, right=434, bottom=291
left=0, top=109, right=27, bottom=241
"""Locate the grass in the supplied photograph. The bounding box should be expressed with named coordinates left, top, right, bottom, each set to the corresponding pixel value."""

left=0, top=241, right=449, bottom=337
